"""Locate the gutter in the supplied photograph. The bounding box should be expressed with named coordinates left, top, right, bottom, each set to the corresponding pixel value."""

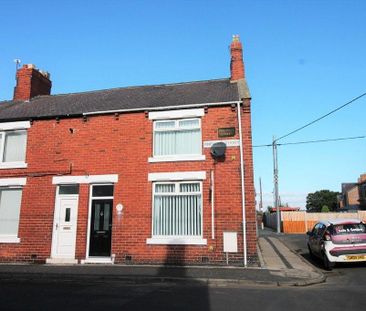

left=237, top=101, right=247, bottom=267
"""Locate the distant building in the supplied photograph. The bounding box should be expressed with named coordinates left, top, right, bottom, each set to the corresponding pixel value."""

left=357, top=174, right=366, bottom=209
left=340, top=183, right=359, bottom=207
left=339, top=173, right=366, bottom=210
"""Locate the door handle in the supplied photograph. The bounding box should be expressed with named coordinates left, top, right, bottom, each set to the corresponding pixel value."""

left=56, top=223, right=59, bottom=230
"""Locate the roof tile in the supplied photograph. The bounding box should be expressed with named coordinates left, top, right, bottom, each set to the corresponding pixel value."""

left=0, top=79, right=238, bottom=121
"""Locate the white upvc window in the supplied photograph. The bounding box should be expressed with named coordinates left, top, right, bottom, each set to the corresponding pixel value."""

left=148, top=109, right=205, bottom=163
left=150, top=118, right=204, bottom=162
left=148, top=181, right=205, bottom=244
left=0, top=185, right=24, bottom=243
left=0, top=130, right=27, bottom=163
left=0, top=121, right=29, bottom=169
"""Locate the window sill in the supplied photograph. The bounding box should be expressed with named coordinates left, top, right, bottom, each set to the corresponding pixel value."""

left=0, top=236, right=20, bottom=243
left=148, top=155, right=206, bottom=163
left=0, top=162, right=27, bottom=170
left=146, top=237, right=207, bottom=245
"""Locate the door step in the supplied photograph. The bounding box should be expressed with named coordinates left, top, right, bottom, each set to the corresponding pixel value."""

left=46, top=258, right=78, bottom=264
left=80, top=257, right=114, bottom=264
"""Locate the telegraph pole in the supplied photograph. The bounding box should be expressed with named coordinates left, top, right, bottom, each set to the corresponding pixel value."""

left=272, top=136, right=280, bottom=233
left=259, top=177, right=263, bottom=211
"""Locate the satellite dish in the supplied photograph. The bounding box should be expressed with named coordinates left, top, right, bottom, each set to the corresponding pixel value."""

left=210, top=142, right=226, bottom=159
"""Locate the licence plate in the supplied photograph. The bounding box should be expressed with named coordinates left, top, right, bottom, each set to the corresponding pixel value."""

left=346, top=255, right=366, bottom=261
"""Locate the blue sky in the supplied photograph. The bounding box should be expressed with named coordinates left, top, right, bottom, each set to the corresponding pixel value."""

left=1, top=0, right=365, bottom=208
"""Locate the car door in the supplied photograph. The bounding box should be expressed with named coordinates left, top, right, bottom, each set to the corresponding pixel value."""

left=314, top=224, right=326, bottom=255
left=308, top=223, right=319, bottom=253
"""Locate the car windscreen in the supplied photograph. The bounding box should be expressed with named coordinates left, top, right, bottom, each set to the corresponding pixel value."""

left=330, top=223, right=366, bottom=235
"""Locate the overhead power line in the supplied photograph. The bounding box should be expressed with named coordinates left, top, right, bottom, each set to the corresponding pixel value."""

left=266, top=91, right=366, bottom=233
left=278, top=135, right=366, bottom=146
left=253, top=135, right=366, bottom=148
left=275, top=91, right=366, bottom=142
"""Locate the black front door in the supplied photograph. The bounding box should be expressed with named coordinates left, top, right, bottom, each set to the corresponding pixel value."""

left=89, top=199, right=113, bottom=257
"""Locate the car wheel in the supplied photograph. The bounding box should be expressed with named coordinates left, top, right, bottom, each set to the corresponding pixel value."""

left=322, top=252, right=335, bottom=271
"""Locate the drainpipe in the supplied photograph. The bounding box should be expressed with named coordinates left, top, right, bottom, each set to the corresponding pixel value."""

left=237, top=101, right=247, bottom=267
left=211, top=169, right=215, bottom=240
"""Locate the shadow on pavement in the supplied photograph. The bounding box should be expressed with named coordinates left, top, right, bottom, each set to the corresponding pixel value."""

left=300, top=252, right=326, bottom=269
left=124, top=245, right=211, bottom=311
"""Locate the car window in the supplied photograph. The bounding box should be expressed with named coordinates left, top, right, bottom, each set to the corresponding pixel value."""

left=330, top=223, right=366, bottom=235
left=311, top=223, right=320, bottom=236
left=318, top=224, right=326, bottom=237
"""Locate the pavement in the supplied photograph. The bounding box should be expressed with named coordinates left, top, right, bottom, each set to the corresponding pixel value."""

left=0, top=228, right=326, bottom=287
left=257, top=228, right=326, bottom=286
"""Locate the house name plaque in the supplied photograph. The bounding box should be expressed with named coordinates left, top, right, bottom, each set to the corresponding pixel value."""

left=218, top=127, right=236, bottom=138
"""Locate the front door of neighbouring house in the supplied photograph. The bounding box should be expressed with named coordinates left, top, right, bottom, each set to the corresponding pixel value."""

left=50, top=185, right=79, bottom=261
left=89, top=199, right=113, bottom=256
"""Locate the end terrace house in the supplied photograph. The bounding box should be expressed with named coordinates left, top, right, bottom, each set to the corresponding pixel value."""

left=0, top=36, right=256, bottom=265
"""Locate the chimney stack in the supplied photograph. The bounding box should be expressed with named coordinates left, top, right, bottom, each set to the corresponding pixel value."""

left=13, top=64, right=52, bottom=101
left=230, top=35, right=245, bottom=81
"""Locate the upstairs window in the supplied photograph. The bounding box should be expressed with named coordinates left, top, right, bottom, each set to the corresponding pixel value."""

left=0, top=121, right=30, bottom=169
left=0, top=130, right=27, bottom=163
left=148, top=108, right=205, bottom=162
left=153, top=118, right=202, bottom=157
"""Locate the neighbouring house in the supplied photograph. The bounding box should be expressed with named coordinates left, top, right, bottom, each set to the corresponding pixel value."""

left=339, top=173, right=366, bottom=210
left=339, top=183, right=359, bottom=209
left=358, top=174, right=366, bottom=209
left=0, top=35, right=256, bottom=266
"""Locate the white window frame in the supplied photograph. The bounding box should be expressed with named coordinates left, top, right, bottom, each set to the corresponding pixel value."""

left=0, top=121, right=30, bottom=170
left=148, top=108, right=204, bottom=120
left=148, top=171, right=206, bottom=181
left=149, top=117, right=205, bottom=162
left=147, top=179, right=207, bottom=245
left=0, top=177, right=26, bottom=243
left=53, top=174, right=118, bottom=185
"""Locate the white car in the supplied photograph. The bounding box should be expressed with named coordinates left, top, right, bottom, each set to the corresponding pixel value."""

left=307, top=218, right=366, bottom=270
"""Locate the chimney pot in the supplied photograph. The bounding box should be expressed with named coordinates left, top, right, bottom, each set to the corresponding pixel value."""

left=232, top=34, right=240, bottom=42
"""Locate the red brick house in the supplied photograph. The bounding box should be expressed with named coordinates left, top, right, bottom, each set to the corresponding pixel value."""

left=340, top=173, right=366, bottom=210
left=0, top=36, right=256, bottom=266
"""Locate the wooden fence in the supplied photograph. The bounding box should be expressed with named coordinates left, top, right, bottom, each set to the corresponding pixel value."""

left=264, top=211, right=366, bottom=234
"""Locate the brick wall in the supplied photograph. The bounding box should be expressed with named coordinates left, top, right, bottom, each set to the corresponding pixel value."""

left=0, top=105, right=257, bottom=265
left=347, top=186, right=360, bottom=205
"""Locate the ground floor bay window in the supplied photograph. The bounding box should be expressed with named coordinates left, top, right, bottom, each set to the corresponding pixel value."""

left=0, top=178, right=26, bottom=243
left=147, top=179, right=206, bottom=245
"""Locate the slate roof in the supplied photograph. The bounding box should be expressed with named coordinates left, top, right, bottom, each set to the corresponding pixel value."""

left=0, top=78, right=239, bottom=121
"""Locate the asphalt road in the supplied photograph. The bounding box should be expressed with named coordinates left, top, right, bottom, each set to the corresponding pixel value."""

left=278, top=232, right=366, bottom=286
left=1, top=275, right=366, bottom=311
left=1, top=234, right=365, bottom=311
